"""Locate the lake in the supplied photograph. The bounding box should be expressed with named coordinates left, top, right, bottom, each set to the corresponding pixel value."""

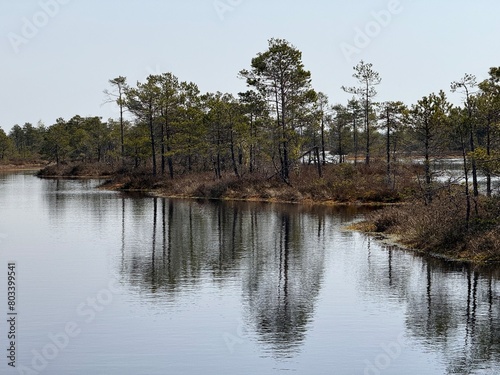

left=1, top=171, right=500, bottom=375
left=423, top=158, right=500, bottom=194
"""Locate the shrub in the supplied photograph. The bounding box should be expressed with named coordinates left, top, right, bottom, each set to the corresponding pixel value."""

left=363, top=193, right=500, bottom=262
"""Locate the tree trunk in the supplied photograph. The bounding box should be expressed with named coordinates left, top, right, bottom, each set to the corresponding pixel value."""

left=338, top=127, right=343, bottom=164
left=216, top=121, right=222, bottom=179
left=353, top=116, right=358, bottom=166
left=365, top=87, right=370, bottom=165
left=149, top=108, right=157, bottom=177
left=160, top=120, right=165, bottom=176
left=165, top=116, right=174, bottom=179
left=469, top=126, right=479, bottom=216
left=282, top=137, right=289, bottom=181
left=230, top=129, right=240, bottom=178
left=187, top=142, right=192, bottom=172
left=249, top=114, right=254, bottom=173
left=469, top=127, right=479, bottom=197
left=119, top=93, right=125, bottom=167
left=392, top=132, right=398, bottom=190
left=461, top=134, right=471, bottom=230
left=424, top=121, right=432, bottom=204
left=167, top=146, right=174, bottom=179
left=486, top=119, right=492, bottom=197
left=315, top=146, right=322, bottom=178
left=321, top=117, right=326, bottom=165
left=281, top=92, right=289, bottom=182
left=386, top=109, right=391, bottom=186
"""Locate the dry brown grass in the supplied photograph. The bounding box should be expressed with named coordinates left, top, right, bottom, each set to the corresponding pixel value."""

left=363, top=192, right=500, bottom=263
left=0, top=158, right=46, bottom=171
left=145, top=161, right=421, bottom=204
left=292, top=162, right=420, bottom=203
left=97, top=161, right=422, bottom=204
left=160, top=173, right=303, bottom=202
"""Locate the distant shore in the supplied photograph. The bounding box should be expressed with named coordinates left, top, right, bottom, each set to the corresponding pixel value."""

left=0, top=163, right=44, bottom=172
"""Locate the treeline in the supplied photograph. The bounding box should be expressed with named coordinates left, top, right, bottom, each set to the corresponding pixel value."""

left=2, top=39, right=500, bottom=192
left=0, top=117, right=118, bottom=165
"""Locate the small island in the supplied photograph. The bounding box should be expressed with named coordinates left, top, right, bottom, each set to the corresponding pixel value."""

left=2, top=39, right=499, bottom=264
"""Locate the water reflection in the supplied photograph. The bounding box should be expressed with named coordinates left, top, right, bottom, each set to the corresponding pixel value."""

left=113, top=193, right=500, bottom=370
left=119, top=199, right=253, bottom=293
left=363, top=241, right=500, bottom=374
left=41, top=178, right=117, bottom=229
left=116, top=198, right=359, bottom=357
left=33, top=176, right=500, bottom=372
left=242, top=210, right=325, bottom=357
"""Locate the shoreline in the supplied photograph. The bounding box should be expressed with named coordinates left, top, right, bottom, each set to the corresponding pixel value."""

left=356, top=229, right=497, bottom=267
left=30, top=164, right=500, bottom=267
left=147, top=192, right=397, bottom=207
left=102, top=179, right=499, bottom=267
left=99, top=179, right=403, bottom=207
left=37, top=171, right=400, bottom=208
left=352, top=196, right=500, bottom=266
left=0, top=164, right=44, bottom=172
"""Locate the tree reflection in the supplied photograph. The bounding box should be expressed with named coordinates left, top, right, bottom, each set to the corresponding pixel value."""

left=362, top=242, right=500, bottom=374
left=41, top=178, right=120, bottom=229
left=40, top=182, right=500, bottom=369
left=242, top=208, right=328, bottom=357
left=118, top=199, right=336, bottom=357
left=120, top=198, right=208, bottom=293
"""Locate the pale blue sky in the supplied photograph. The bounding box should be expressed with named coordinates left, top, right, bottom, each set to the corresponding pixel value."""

left=1, top=0, right=499, bottom=132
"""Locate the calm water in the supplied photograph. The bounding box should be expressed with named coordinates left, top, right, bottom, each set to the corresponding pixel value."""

left=1, top=171, right=500, bottom=375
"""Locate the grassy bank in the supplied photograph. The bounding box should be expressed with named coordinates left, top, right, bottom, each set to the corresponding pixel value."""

left=97, top=162, right=420, bottom=204
left=0, top=160, right=45, bottom=171
left=355, top=191, right=500, bottom=264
